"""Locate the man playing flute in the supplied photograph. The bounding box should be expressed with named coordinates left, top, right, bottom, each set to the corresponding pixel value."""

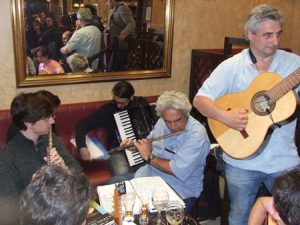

left=123, top=91, right=210, bottom=213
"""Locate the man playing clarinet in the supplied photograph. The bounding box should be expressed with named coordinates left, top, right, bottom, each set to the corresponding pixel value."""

left=123, top=91, right=210, bottom=214
left=0, top=92, right=81, bottom=225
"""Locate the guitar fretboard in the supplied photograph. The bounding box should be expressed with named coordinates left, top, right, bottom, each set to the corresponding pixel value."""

left=267, top=68, right=300, bottom=105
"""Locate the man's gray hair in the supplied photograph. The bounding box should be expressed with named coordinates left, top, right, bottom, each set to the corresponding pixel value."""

left=156, top=91, right=192, bottom=117
left=244, top=3, right=283, bottom=40
left=77, top=8, right=93, bottom=23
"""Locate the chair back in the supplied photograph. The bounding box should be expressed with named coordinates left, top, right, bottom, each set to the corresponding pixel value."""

left=224, top=36, right=249, bottom=58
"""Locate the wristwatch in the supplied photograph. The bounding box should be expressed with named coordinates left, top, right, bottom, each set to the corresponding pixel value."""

left=147, top=153, right=155, bottom=164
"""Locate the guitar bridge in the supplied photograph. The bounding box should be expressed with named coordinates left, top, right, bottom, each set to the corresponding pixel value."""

left=240, top=129, right=249, bottom=139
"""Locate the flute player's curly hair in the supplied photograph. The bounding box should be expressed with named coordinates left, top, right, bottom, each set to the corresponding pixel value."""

left=155, top=91, right=192, bottom=117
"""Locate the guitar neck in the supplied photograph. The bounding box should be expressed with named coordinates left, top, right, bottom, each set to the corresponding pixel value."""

left=267, top=68, right=300, bottom=105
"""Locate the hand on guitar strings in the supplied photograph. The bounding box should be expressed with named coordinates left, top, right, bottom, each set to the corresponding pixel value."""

left=222, top=108, right=248, bottom=131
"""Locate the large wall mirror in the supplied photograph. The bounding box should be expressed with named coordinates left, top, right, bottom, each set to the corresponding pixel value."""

left=12, top=0, right=174, bottom=87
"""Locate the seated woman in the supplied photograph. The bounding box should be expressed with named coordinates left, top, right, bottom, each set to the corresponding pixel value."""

left=66, top=53, right=92, bottom=73
left=36, top=46, right=65, bottom=75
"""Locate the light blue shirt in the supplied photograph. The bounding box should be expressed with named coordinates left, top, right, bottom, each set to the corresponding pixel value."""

left=196, top=49, right=300, bottom=173
left=135, top=116, right=210, bottom=199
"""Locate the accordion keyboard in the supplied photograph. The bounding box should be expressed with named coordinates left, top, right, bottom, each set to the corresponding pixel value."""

left=114, top=110, right=144, bottom=166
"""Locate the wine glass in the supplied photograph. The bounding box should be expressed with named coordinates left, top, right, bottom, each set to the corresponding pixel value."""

left=165, top=202, right=184, bottom=225
left=152, top=188, right=169, bottom=225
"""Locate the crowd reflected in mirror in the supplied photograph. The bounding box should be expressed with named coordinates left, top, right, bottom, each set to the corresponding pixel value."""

left=24, top=0, right=165, bottom=76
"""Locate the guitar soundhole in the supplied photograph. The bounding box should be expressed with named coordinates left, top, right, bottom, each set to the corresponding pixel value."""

left=251, top=91, right=276, bottom=116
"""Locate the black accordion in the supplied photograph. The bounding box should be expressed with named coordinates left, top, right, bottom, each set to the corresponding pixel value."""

left=114, top=105, right=157, bottom=166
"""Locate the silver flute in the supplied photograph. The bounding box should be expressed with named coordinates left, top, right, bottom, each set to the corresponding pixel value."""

left=108, top=130, right=185, bottom=155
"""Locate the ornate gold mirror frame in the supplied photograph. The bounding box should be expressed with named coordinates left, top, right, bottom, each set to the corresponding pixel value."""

left=11, top=0, right=174, bottom=87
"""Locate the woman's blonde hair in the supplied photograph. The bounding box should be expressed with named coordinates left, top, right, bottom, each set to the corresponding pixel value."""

left=67, top=53, right=92, bottom=73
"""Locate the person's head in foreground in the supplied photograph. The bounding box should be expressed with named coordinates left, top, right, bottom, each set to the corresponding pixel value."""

left=273, top=168, right=300, bottom=225
left=156, top=90, right=192, bottom=133
left=20, top=165, right=91, bottom=225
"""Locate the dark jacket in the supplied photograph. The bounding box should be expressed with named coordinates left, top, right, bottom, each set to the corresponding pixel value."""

left=75, top=96, right=149, bottom=150
left=109, top=2, right=136, bottom=49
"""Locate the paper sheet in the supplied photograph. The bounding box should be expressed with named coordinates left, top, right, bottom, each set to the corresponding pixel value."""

left=97, top=176, right=185, bottom=215
left=70, top=136, right=109, bottom=160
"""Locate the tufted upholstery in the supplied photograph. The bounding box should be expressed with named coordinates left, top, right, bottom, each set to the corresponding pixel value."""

left=0, top=96, right=158, bottom=186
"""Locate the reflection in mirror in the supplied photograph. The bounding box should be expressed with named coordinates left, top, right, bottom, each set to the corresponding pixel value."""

left=12, top=0, right=174, bottom=87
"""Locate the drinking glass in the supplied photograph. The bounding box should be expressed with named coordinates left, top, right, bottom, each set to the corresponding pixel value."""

left=139, top=194, right=150, bottom=225
left=122, top=191, right=136, bottom=221
left=165, top=202, right=184, bottom=225
left=152, top=188, right=169, bottom=225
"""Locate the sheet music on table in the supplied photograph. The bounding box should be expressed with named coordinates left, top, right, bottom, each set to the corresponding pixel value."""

left=97, top=176, right=185, bottom=215
left=97, top=181, right=138, bottom=214
left=130, top=176, right=185, bottom=210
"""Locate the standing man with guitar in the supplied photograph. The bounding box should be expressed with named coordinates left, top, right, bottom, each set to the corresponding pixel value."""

left=193, top=4, right=300, bottom=225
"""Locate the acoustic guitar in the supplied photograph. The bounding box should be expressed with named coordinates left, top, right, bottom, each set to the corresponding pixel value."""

left=208, top=68, right=300, bottom=159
